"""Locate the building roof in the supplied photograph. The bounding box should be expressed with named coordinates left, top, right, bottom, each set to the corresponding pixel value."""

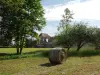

left=39, top=33, right=51, bottom=38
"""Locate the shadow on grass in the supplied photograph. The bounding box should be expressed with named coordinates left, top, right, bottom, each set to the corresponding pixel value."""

left=0, top=53, right=8, bottom=56
left=0, top=49, right=100, bottom=60
left=68, top=50, right=100, bottom=57
left=40, top=63, right=58, bottom=67
left=0, top=50, right=50, bottom=60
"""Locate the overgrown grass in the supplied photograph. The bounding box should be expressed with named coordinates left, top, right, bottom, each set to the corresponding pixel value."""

left=68, top=48, right=100, bottom=57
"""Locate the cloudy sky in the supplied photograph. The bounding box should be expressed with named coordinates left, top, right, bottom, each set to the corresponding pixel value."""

left=41, top=0, right=100, bottom=36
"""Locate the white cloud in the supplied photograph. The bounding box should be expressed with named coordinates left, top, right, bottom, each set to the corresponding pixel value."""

left=41, top=25, right=58, bottom=36
left=44, top=0, right=100, bottom=21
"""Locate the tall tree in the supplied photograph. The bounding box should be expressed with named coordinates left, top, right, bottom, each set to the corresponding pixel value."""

left=58, top=8, right=73, bottom=31
left=0, top=0, right=46, bottom=54
left=56, top=8, right=74, bottom=50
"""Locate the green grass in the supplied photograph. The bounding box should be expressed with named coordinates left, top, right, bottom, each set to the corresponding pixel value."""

left=0, top=47, right=100, bottom=75
left=0, top=48, right=50, bottom=60
left=68, top=48, right=100, bottom=57
left=0, top=50, right=50, bottom=60
left=0, top=48, right=50, bottom=53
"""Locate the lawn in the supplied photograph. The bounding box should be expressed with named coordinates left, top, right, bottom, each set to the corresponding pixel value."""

left=0, top=48, right=50, bottom=53
left=0, top=47, right=100, bottom=75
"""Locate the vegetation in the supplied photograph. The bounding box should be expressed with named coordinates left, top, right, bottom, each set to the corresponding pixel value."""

left=90, top=28, right=100, bottom=48
left=56, top=8, right=100, bottom=51
left=58, top=8, right=73, bottom=30
left=0, top=1, right=100, bottom=74
left=56, top=25, right=74, bottom=50
left=69, top=22, right=91, bottom=51
left=0, top=0, right=46, bottom=54
left=0, top=48, right=50, bottom=60
left=0, top=48, right=100, bottom=75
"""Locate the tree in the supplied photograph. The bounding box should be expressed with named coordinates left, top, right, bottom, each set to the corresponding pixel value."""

left=58, top=8, right=73, bottom=31
left=90, top=28, right=100, bottom=49
left=56, top=8, right=74, bottom=50
left=56, top=8, right=95, bottom=51
left=70, top=22, right=91, bottom=51
left=0, top=0, right=46, bottom=54
left=0, top=36, right=12, bottom=47
left=26, top=34, right=39, bottom=48
left=56, top=25, right=74, bottom=51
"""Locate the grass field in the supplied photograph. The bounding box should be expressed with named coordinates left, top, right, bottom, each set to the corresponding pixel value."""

left=0, top=48, right=50, bottom=53
left=0, top=47, right=100, bottom=75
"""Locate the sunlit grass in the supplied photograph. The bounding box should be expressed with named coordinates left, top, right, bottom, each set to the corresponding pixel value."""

left=0, top=48, right=51, bottom=60
left=0, top=47, right=100, bottom=75
left=0, top=56, right=100, bottom=75
left=0, top=48, right=51, bottom=53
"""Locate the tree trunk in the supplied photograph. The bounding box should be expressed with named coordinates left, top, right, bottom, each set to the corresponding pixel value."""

left=76, top=47, right=81, bottom=52
left=16, top=40, right=20, bottom=55
left=19, top=38, right=24, bottom=54
left=19, top=47, right=23, bottom=54
left=67, top=47, right=70, bottom=52
left=19, top=44, right=23, bottom=54
left=76, top=43, right=85, bottom=52
left=76, top=42, right=82, bottom=52
left=17, top=47, right=19, bottom=54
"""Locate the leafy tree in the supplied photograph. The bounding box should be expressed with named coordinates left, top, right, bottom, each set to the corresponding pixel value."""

left=26, top=33, right=39, bottom=48
left=56, top=8, right=74, bottom=50
left=58, top=8, right=73, bottom=31
left=26, top=38, right=37, bottom=48
left=90, top=28, right=100, bottom=49
left=70, top=22, right=91, bottom=51
left=0, top=0, right=46, bottom=54
left=56, top=8, right=95, bottom=52
left=56, top=26, right=74, bottom=51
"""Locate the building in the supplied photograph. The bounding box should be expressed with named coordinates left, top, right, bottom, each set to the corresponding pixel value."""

left=36, top=33, right=54, bottom=48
